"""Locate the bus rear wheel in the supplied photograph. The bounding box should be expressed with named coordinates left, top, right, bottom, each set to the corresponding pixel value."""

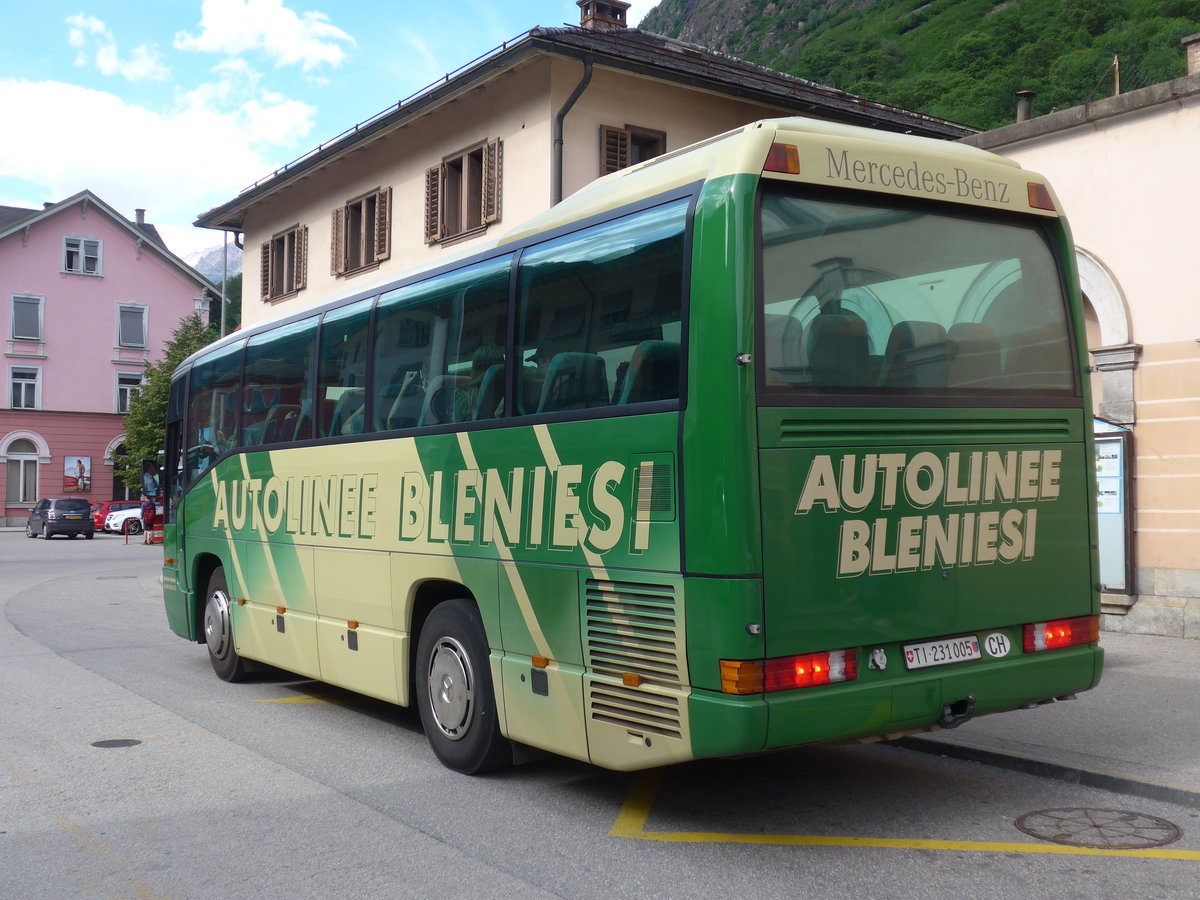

left=415, top=599, right=510, bottom=775
left=204, top=567, right=247, bottom=682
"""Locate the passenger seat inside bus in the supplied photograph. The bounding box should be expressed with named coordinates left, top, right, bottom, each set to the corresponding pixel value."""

left=879, top=320, right=949, bottom=388
left=806, top=311, right=869, bottom=387
left=419, top=375, right=465, bottom=426
left=471, top=363, right=506, bottom=420
left=262, top=404, right=300, bottom=443
left=538, top=352, right=609, bottom=412
left=1005, top=326, right=1071, bottom=389
left=329, top=389, right=365, bottom=436
left=383, top=370, right=424, bottom=430
left=946, top=323, right=1003, bottom=389
left=616, top=340, right=679, bottom=404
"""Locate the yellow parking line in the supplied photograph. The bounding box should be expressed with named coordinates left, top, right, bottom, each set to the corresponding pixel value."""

left=610, top=771, right=1200, bottom=860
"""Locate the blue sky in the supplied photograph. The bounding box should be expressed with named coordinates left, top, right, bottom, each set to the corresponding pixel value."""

left=0, top=0, right=656, bottom=260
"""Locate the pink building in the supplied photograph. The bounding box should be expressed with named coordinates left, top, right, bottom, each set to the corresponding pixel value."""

left=1, top=191, right=218, bottom=524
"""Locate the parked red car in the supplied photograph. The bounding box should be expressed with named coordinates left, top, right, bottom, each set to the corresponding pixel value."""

left=91, top=500, right=142, bottom=532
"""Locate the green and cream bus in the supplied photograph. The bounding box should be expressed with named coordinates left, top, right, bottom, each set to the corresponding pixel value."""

left=161, top=117, right=1103, bottom=774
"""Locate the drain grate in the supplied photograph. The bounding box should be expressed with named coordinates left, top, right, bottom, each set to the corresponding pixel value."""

left=1015, top=807, right=1182, bottom=849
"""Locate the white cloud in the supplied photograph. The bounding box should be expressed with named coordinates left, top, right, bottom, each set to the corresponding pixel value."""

left=65, top=13, right=170, bottom=82
left=175, top=0, right=355, bottom=72
left=626, top=2, right=658, bottom=27
left=0, top=78, right=315, bottom=252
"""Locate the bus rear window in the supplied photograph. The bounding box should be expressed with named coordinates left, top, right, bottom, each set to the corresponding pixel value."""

left=758, top=187, right=1077, bottom=399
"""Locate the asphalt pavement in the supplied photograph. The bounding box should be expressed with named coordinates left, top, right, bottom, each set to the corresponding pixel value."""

left=3, top=525, right=1197, bottom=809
left=903, top=630, right=1200, bottom=809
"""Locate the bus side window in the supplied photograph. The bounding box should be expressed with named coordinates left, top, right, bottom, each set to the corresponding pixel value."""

left=371, top=256, right=511, bottom=429
left=242, top=316, right=316, bottom=447
left=317, top=298, right=373, bottom=438
left=515, top=199, right=687, bottom=414
left=185, top=341, right=243, bottom=484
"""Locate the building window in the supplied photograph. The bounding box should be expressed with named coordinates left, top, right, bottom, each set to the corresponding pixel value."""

left=64, top=237, right=102, bottom=275
left=117, top=373, right=143, bottom=413
left=4, top=438, right=40, bottom=504
left=10, top=294, right=43, bottom=341
left=599, top=124, right=666, bottom=175
left=425, top=139, right=502, bottom=245
left=332, top=188, right=390, bottom=275
left=259, top=224, right=308, bottom=301
left=118, top=305, right=147, bottom=348
left=10, top=367, right=39, bottom=409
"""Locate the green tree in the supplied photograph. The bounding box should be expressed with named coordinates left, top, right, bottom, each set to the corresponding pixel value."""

left=214, top=272, right=242, bottom=334
left=115, top=314, right=216, bottom=495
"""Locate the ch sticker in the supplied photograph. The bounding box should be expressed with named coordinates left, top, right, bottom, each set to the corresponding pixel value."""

left=984, top=632, right=1012, bottom=658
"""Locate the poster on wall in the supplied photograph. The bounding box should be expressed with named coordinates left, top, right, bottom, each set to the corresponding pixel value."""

left=64, top=456, right=92, bottom=492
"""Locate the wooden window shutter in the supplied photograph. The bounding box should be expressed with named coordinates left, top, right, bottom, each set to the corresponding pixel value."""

left=424, top=166, right=442, bottom=244
left=600, top=125, right=630, bottom=175
left=294, top=226, right=308, bottom=291
left=374, top=187, right=391, bottom=262
left=330, top=207, right=346, bottom=275
left=260, top=241, right=272, bottom=300
left=482, top=138, right=502, bottom=225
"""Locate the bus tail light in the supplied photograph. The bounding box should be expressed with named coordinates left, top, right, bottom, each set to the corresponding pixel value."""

left=720, top=649, right=858, bottom=694
left=1027, top=182, right=1056, bottom=211
left=1023, top=615, right=1099, bottom=653
left=764, top=142, right=800, bottom=175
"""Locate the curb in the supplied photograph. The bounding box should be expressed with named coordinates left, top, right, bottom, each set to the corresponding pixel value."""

left=898, top=736, right=1200, bottom=810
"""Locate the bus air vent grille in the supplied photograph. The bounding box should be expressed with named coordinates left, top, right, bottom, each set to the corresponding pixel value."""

left=585, top=579, right=682, bottom=688
left=775, top=415, right=1075, bottom=445
left=588, top=683, right=681, bottom=739
left=635, top=461, right=673, bottom=515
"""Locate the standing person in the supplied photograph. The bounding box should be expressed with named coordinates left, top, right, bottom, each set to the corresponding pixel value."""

left=141, top=496, right=155, bottom=545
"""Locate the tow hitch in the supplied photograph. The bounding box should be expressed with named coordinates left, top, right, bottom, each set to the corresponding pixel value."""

left=939, top=694, right=976, bottom=729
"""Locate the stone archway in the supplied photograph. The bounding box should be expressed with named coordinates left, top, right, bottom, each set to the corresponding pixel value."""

left=1077, top=247, right=1138, bottom=425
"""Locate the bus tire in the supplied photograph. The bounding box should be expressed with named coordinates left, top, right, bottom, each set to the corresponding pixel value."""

left=204, top=567, right=247, bottom=683
left=415, top=599, right=510, bottom=775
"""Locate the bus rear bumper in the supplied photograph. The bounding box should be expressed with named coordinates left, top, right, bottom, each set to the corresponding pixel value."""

left=687, top=645, right=1102, bottom=759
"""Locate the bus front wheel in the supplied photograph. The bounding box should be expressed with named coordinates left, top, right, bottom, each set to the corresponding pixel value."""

left=415, top=599, right=510, bottom=775
left=204, top=567, right=247, bottom=682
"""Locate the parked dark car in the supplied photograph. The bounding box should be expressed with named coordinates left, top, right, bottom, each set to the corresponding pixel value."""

left=26, top=498, right=95, bottom=539
left=91, top=499, right=142, bottom=532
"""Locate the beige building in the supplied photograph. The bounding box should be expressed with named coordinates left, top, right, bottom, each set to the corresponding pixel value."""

left=195, top=1, right=967, bottom=331
left=963, top=37, right=1200, bottom=639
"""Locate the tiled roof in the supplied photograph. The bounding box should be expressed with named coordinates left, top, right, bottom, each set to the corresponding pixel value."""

left=0, top=204, right=38, bottom=231
left=196, top=25, right=971, bottom=230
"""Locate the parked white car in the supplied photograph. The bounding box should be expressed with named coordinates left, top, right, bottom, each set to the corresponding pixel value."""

left=105, top=507, right=145, bottom=534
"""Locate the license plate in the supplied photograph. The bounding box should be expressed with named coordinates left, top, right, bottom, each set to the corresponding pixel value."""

left=66, top=515, right=82, bottom=519
left=903, top=635, right=981, bottom=670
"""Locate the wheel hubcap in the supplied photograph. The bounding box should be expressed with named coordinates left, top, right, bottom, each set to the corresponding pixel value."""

left=204, top=589, right=233, bottom=660
left=426, top=637, right=474, bottom=741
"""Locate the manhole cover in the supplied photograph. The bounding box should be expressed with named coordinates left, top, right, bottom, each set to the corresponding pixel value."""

left=90, top=739, right=142, bottom=749
left=96, top=575, right=138, bottom=580
left=1015, top=808, right=1181, bottom=849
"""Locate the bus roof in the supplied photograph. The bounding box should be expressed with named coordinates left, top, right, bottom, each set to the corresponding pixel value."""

left=502, top=116, right=1058, bottom=245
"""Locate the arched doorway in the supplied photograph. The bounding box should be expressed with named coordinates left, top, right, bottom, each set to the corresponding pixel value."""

left=1076, top=247, right=1138, bottom=425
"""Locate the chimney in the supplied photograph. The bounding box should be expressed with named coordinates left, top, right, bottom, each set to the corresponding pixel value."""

left=578, top=0, right=630, bottom=30
left=1184, top=33, right=1200, bottom=76
left=135, top=208, right=146, bottom=226
left=1015, top=90, right=1035, bottom=123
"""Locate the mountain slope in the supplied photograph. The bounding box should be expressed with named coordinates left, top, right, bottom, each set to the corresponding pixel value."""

left=641, top=0, right=1200, bottom=129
